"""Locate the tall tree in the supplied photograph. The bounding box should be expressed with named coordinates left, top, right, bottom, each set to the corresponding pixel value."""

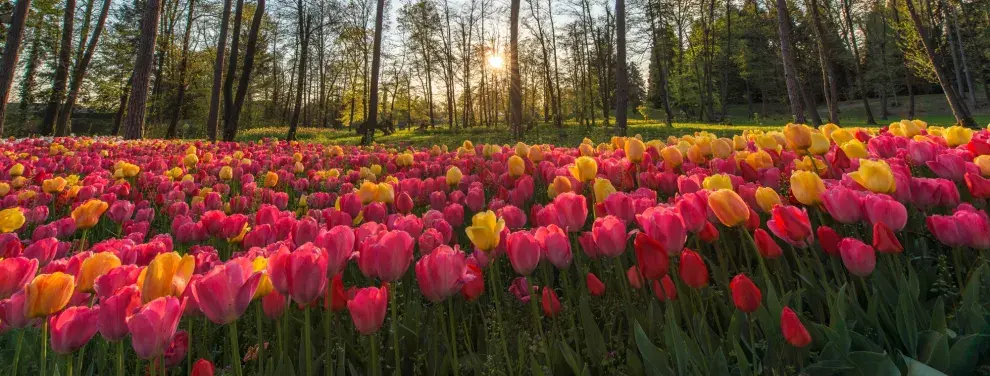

left=225, top=0, right=266, bottom=140
left=122, top=0, right=165, bottom=139
left=40, top=0, right=76, bottom=135
left=287, top=15, right=312, bottom=140
left=773, top=0, right=806, bottom=123
left=206, top=0, right=234, bottom=140
left=614, top=0, right=628, bottom=135
left=0, top=0, right=33, bottom=135
left=509, top=0, right=522, bottom=138
left=55, top=0, right=114, bottom=135
left=840, top=0, right=877, bottom=124
left=166, top=0, right=197, bottom=138
left=359, top=0, right=385, bottom=144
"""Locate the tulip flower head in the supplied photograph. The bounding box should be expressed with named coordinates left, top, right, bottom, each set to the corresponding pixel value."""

left=465, top=211, right=506, bottom=252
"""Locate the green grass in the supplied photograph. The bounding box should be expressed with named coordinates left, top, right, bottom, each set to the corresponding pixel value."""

left=237, top=94, right=989, bottom=147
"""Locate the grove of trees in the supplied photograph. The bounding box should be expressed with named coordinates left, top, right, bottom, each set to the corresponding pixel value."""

left=0, top=0, right=987, bottom=141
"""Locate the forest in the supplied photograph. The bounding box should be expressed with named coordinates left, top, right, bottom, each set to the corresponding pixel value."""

left=0, top=0, right=987, bottom=142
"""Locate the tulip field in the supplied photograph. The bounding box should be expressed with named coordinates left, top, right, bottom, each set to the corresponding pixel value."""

left=1, top=120, right=990, bottom=376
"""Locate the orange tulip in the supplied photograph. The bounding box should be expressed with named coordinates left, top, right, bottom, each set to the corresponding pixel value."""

left=708, top=189, right=750, bottom=227
left=24, top=272, right=75, bottom=318
left=71, top=199, right=109, bottom=229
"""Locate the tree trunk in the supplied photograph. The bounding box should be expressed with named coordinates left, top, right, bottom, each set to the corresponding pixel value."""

left=122, top=0, right=164, bottom=139
left=41, top=0, right=76, bottom=136
left=950, top=8, right=976, bottom=108
left=809, top=0, right=839, bottom=124
left=0, top=0, right=33, bottom=135
left=613, top=0, right=628, bottom=135
left=56, top=0, right=113, bottom=136
left=508, top=0, right=522, bottom=139
left=206, top=0, right=233, bottom=140
left=287, top=15, right=310, bottom=141
left=224, top=0, right=265, bottom=141
left=360, top=0, right=385, bottom=144
left=17, top=24, right=43, bottom=128
left=841, top=0, right=876, bottom=125
left=221, top=0, right=245, bottom=133
left=167, top=0, right=196, bottom=139
left=904, top=0, right=975, bottom=127
left=773, top=0, right=806, bottom=123
left=547, top=0, right=562, bottom=128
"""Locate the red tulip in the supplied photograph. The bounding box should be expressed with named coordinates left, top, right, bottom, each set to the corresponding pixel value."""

left=416, top=245, right=471, bottom=302
left=50, top=305, right=101, bottom=354
left=127, top=296, right=185, bottom=359
left=315, top=225, right=355, bottom=277
left=347, top=286, right=388, bottom=335
left=651, top=275, right=677, bottom=301
left=98, top=285, right=142, bottom=342
left=509, top=277, right=535, bottom=303
left=626, top=266, right=644, bottom=289
left=365, top=230, right=415, bottom=282
left=395, top=192, right=414, bottom=214
left=0, top=233, right=23, bottom=258
left=678, top=249, right=709, bottom=288
left=635, top=207, right=686, bottom=257
left=191, top=257, right=263, bottom=324
left=162, top=330, right=189, bottom=367
left=578, top=231, right=599, bottom=259
left=633, top=232, right=669, bottom=280
left=263, top=290, right=287, bottom=318
left=506, top=231, right=541, bottom=276
left=553, top=192, right=588, bottom=232
left=838, top=238, right=876, bottom=277
left=863, top=194, right=907, bottom=231
left=0, top=257, right=38, bottom=299
left=766, top=205, right=814, bottom=248
left=541, top=286, right=561, bottom=317
left=269, top=243, right=328, bottom=305
left=460, top=264, right=484, bottom=301
left=753, top=228, right=782, bottom=259
left=535, top=224, right=572, bottom=269
left=592, top=215, right=627, bottom=258
left=586, top=273, right=605, bottom=296
left=190, top=359, right=215, bottom=376
left=730, top=274, right=762, bottom=313
left=816, top=226, right=841, bottom=256
left=0, top=290, right=34, bottom=328
left=781, top=307, right=812, bottom=347
left=699, top=221, right=719, bottom=243
left=94, top=264, right=142, bottom=298
left=872, top=222, right=903, bottom=254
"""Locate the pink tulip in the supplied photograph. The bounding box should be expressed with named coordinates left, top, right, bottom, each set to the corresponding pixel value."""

left=0, top=233, right=22, bottom=258
left=674, top=193, right=707, bottom=232
left=443, top=204, right=465, bottom=227
left=592, top=215, right=627, bottom=258
left=553, top=192, right=588, bottom=232
left=926, top=153, right=967, bottom=182
left=821, top=186, right=864, bottom=224
left=127, top=296, right=185, bottom=359
left=0, top=257, right=38, bottom=299
left=0, top=290, right=34, bottom=328
left=365, top=230, right=415, bottom=282
left=509, top=277, right=535, bottom=303
left=541, top=287, right=562, bottom=317
left=863, top=194, right=907, bottom=231
left=315, top=225, right=355, bottom=277
left=292, top=216, right=320, bottom=247
left=907, top=140, right=938, bottom=165
left=535, top=224, right=572, bottom=269
left=268, top=243, right=328, bottom=304
left=954, top=209, right=990, bottom=250
left=23, top=237, right=60, bottom=266
left=603, top=193, right=635, bottom=224
left=347, top=286, right=388, bottom=335
left=534, top=204, right=562, bottom=228
left=635, top=207, right=685, bottom=257
left=838, top=238, right=876, bottom=277
left=262, top=290, right=286, bottom=319
left=415, top=245, right=472, bottom=302
left=98, top=285, right=143, bottom=341
left=506, top=231, right=541, bottom=276
left=766, top=205, right=814, bottom=248
left=578, top=231, right=599, bottom=258
left=50, top=305, right=101, bottom=354
left=191, top=257, right=263, bottom=324
left=94, top=264, right=142, bottom=298
left=392, top=214, right=425, bottom=238
left=108, top=200, right=135, bottom=223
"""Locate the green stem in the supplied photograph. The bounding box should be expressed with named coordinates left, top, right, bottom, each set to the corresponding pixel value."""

left=11, top=329, right=24, bottom=376
left=256, top=304, right=265, bottom=375
left=491, top=262, right=515, bottom=376
left=446, top=299, right=460, bottom=376
left=369, top=333, right=379, bottom=376
left=66, top=352, right=73, bottom=376
left=304, top=308, right=313, bottom=376
left=118, top=340, right=125, bottom=376
left=229, top=320, right=244, bottom=376
left=41, top=320, right=48, bottom=376
left=528, top=286, right=554, bottom=374
left=324, top=283, right=334, bottom=376
left=389, top=288, right=400, bottom=375
left=186, top=320, right=192, bottom=376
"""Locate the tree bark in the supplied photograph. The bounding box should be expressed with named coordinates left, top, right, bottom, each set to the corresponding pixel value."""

left=221, top=0, right=245, bottom=134
left=41, top=0, right=76, bottom=135
left=360, top=0, right=385, bottom=143
left=122, top=0, right=165, bottom=139
left=613, top=0, right=627, bottom=135
left=206, top=0, right=233, bottom=140
left=0, top=0, right=33, bottom=135
left=224, top=0, right=265, bottom=141
left=287, top=15, right=310, bottom=141
left=509, top=0, right=522, bottom=139
left=809, top=0, right=839, bottom=124
left=840, top=0, right=876, bottom=125
left=773, top=0, right=806, bottom=123
left=904, top=0, right=975, bottom=127
left=56, top=0, right=113, bottom=136
left=166, top=0, right=196, bottom=139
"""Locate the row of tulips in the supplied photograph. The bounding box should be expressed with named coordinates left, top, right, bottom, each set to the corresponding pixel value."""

left=1, top=120, right=989, bottom=375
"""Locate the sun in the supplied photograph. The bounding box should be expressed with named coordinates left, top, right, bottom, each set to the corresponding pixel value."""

left=487, top=54, right=504, bottom=70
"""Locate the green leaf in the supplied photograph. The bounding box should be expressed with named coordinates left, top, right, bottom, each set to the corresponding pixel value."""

left=947, top=334, right=989, bottom=375
left=708, top=347, right=730, bottom=376
left=849, top=332, right=884, bottom=353
left=929, top=297, right=946, bottom=334
left=577, top=298, right=607, bottom=362
left=848, top=351, right=899, bottom=376
left=901, top=355, right=948, bottom=376
left=958, top=264, right=988, bottom=334
left=729, top=313, right=752, bottom=376
left=664, top=310, right=689, bottom=375
left=635, top=320, right=673, bottom=376
left=558, top=340, right=586, bottom=376
left=803, top=360, right=854, bottom=376
left=916, top=331, right=949, bottom=372
left=529, top=355, right=547, bottom=376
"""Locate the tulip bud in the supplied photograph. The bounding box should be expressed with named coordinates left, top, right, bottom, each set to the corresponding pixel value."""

left=586, top=273, right=605, bottom=297
left=678, top=249, right=709, bottom=288
left=816, top=226, right=841, bottom=256
left=838, top=238, right=876, bottom=277
left=541, top=286, right=562, bottom=317
left=651, top=275, right=677, bottom=301
left=781, top=307, right=812, bottom=347
left=872, top=222, right=903, bottom=254
left=730, top=274, right=762, bottom=313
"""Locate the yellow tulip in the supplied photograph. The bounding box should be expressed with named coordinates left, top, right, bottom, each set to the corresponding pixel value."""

left=528, top=145, right=544, bottom=162
left=508, top=155, right=526, bottom=177
left=77, top=252, right=122, bottom=293
left=808, top=132, right=830, bottom=155
left=140, top=252, right=195, bottom=303
left=71, top=199, right=109, bottom=229
left=11, top=176, right=27, bottom=188
left=370, top=164, right=383, bottom=176
left=745, top=149, right=774, bottom=170
left=712, top=138, right=733, bottom=159
left=358, top=181, right=379, bottom=204
left=839, top=140, right=868, bottom=159
left=183, top=153, right=199, bottom=168
left=849, top=160, right=896, bottom=194
left=686, top=145, right=706, bottom=164
left=790, top=171, right=826, bottom=206
left=784, top=123, right=813, bottom=150
left=117, top=162, right=140, bottom=177
left=579, top=143, right=595, bottom=157
left=703, top=174, right=733, bottom=191
left=945, top=126, right=973, bottom=147
left=755, top=133, right=780, bottom=152
left=830, top=128, right=855, bottom=146
left=264, top=171, right=279, bottom=188
left=24, top=272, right=75, bottom=318
left=625, top=137, right=646, bottom=163
left=593, top=178, right=616, bottom=203
left=293, top=152, right=303, bottom=162
left=793, top=156, right=828, bottom=174
left=976, top=155, right=990, bottom=177
left=376, top=182, right=395, bottom=203
left=0, top=182, right=9, bottom=196
left=819, top=123, right=839, bottom=142
left=708, top=189, right=750, bottom=227
left=570, top=156, right=598, bottom=182
left=661, top=146, right=683, bottom=168
left=0, top=207, right=26, bottom=233
left=755, top=187, right=782, bottom=213
left=732, top=135, right=748, bottom=150
left=446, top=166, right=463, bottom=186
left=8, top=163, right=24, bottom=177
left=219, top=166, right=233, bottom=180
left=514, top=142, right=530, bottom=158
left=465, top=211, right=505, bottom=251
left=42, top=177, right=68, bottom=194
left=252, top=257, right=273, bottom=299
